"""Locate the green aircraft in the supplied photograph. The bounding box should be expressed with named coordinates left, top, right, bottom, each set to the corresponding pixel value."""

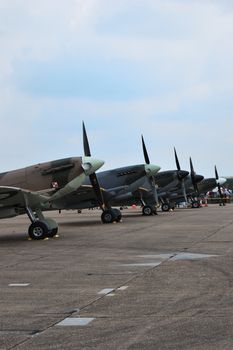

left=0, top=127, right=104, bottom=240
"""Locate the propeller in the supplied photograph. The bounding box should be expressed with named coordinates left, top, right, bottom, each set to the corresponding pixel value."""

left=215, top=165, right=224, bottom=205
left=174, top=148, right=188, bottom=203
left=141, top=135, right=159, bottom=205
left=190, top=157, right=199, bottom=196
left=83, top=122, right=105, bottom=210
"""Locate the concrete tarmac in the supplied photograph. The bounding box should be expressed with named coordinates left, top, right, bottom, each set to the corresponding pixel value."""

left=0, top=205, right=233, bottom=349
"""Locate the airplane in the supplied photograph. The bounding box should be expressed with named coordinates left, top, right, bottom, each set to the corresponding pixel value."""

left=110, top=141, right=190, bottom=215
left=102, top=139, right=207, bottom=214
left=130, top=142, right=190, bottom=214
left=0, top=127, right=104, bottom=240
left=196, top=166, right=226, bottom=205
left=54, top=123, right=162, bottom=222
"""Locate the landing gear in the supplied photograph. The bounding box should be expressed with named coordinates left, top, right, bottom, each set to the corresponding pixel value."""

left=101, top=208, right=122, bottom=224
left=26, top=208, right=59, bottom=240
left=43, top=218, right=59, bottom=237
left=161, top=203, right=170, bottom=212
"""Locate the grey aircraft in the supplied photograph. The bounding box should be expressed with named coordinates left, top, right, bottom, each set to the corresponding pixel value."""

left=195, top=166, right=226, bottom=204
left=108, top=141, right=191, bottom=215
left=129, top=142, right=190, bottom=213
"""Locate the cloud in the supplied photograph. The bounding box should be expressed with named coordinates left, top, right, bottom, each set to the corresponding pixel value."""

left=0, top=0, right=233, bottom=176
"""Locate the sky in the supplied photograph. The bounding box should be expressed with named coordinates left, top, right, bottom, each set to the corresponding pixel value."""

left=0, top=0, right=233, bottom=176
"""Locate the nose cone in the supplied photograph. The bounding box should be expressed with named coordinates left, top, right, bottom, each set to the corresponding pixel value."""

left=195, top=174, right=204, bottom=183
left=145, top=164, right=161, bottom=176
left=82, top=156, right=105, bottom=175
left=178, top=170, right=189, bottom=179
left=217, top=177, right=226, bottom=186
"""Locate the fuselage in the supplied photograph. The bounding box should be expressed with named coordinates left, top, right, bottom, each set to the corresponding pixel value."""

left=158, top=174, right=204, bottom=201
left=0, top=157, right=83, bottom=192
left=57, top=164, right=160, bottom=209
left=197, top=177, right=226, bottom=194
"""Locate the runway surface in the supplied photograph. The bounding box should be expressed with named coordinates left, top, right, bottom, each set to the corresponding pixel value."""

left=1, top=205, right=233, bottom=350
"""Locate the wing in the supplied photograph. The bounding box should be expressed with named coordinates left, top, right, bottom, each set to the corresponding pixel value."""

left=132, top=187, right=151, bottom=200
left=72, top=184, right=131, bottom=202
left=52, top=184, right=130, bottom=209
left=71, top=185, right=97, bottom=201
left=0, top=186, right=49, bottom=218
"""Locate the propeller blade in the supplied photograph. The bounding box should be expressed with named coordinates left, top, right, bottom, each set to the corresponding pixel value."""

left=141, top=135, right=159, bottom=206
left=174, top=147, right=181, bottom=171
left=215, top=165, right=219, bottom=180
left=215, top=166, right=224, bottom=205
left=89, top=173, right=105, bottom=210
left=217, top=183, right=225, bottom=206
left=181, top=179, right=188, bottom=203
left=82, top=122, right=105, bottom=210
left=142, top=135, right=150, bottom=164
left=174, top=148, right=188, bottom=202
left=217, top=183, right=222, bottom=198
left=83, top=121, right=91, bottom=157
left=152, top=176, right=159, bottom=206
left=190, top=157, right=199, bottom=195
left=190, top=157, right=195, bottom=175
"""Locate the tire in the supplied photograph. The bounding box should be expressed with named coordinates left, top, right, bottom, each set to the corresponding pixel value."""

left=142, top=205, right=153, bottom=216
left=101, top=209, right=115, bottom=224
left=112, top=208, right=122, bottom=222
left=161, top=203, right=170, bottom=212
left=101, top=209, right=122, bottom=224
left=28, top=221, right=50, bottom=240
left=192, top=201, right=200, bottom=208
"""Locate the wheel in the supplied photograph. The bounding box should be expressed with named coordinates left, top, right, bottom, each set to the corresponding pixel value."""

left=142, top=205, right=153, bottom=216
left=101, top=209, right=115, bottom=224
left=101, top=209, right=122, bottom=223
left=28, top=221, right=50, bottom=240
left=161, top=203, right=170, bottom=212
left=192, top=201, right=200, bottom=208
left=112, top=208, right=122, bottom=222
